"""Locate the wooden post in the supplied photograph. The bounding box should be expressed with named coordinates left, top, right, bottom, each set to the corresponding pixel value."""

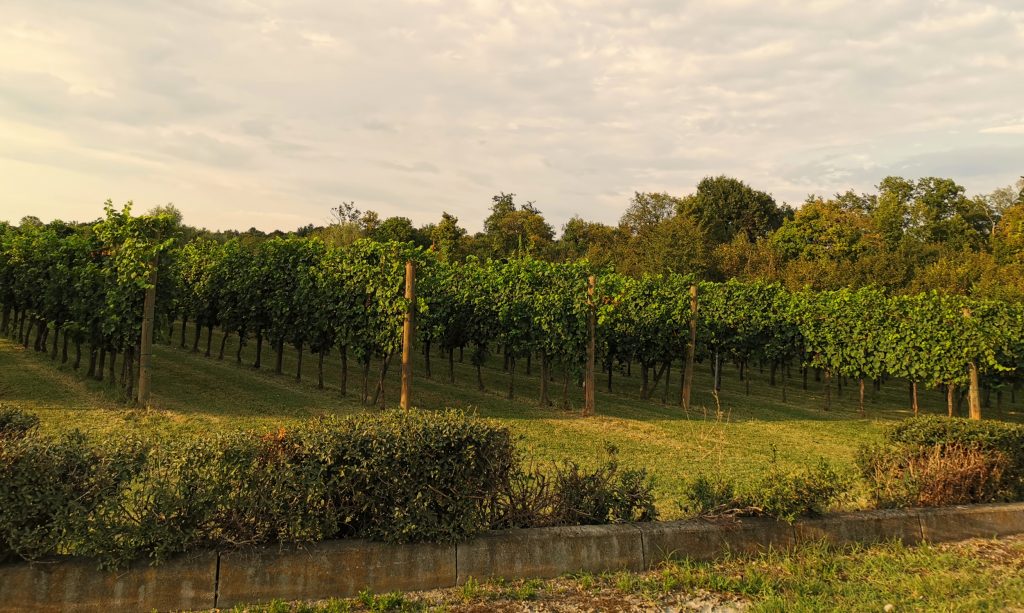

left=583, top=275, right=596, bottom=416
left=968, top=363, right=982, bottom=420
left=681, top=284, right=697, bottom=412
left=962, top=307, right=982, bottom=420
left=400, top=260, right=415, bottom=410
left=137, top=254, right=158, bottom=407
left=858, top=378, right=865, bottom=416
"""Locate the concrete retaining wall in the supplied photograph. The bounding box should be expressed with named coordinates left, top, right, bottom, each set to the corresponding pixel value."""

left=0, top=552, right=216, bottom=613
left=1, top=502, right=1021, bottom=612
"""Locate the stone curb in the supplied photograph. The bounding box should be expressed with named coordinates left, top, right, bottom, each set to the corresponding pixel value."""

left=794, top=509, right=925, bottom=548
left=917, top=502, right=1024, bottom=543
left=0, top=502, right=1021, bottom=612
left=456, top=524, right=644, bottom=583
left=638, top=517, right=795, bottom=566
left=0, top=551, right=215, bottom=613
left=216, top=540, right=454, bottom=609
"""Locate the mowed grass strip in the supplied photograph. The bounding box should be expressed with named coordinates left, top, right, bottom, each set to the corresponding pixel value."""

left=2, top=329, right=1022, bottom=517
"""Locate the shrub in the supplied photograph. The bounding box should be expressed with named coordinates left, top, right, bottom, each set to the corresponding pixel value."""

left=859, top=443, right=1008, bottom=508
left=0, top=406, right=39, bottom=440
left=0, top=431, right=145, bottom=564
left=679, top=460, right=851, bottom=522
left=488, top=445, right=657, bottom=529
left=548, top=456, right=657, bottom=525
left=744, top=460, right=851, bottom=522
left=306, top=410, right=517, bottom=543
left=678, top=475, right=735, bottom=517
left=0, top=410, right=664, bottom=568
left=858, top=416, right=1024, bottom=507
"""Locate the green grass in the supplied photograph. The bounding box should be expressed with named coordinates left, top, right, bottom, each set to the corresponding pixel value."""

left=223, top=536, right=1024, bottom=612
left=2, top=326, right=1022, bottom=518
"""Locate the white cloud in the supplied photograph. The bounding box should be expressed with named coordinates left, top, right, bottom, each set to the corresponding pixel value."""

left=981, top=123, right=1024, bottom=134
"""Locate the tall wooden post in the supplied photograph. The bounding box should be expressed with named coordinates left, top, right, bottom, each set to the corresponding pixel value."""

left=137, top=254, right=158, bottom=407
left=400, top=260, right=415, bottom=410
left=968, top=364, right=982, bottom=420
left=583, top=275, right=596, bottom=416
left=681, top=284, right=697, bottom=412
left=963, top=307, right=982, bottom=420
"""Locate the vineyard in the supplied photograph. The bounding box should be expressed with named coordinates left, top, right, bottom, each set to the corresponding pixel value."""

left=2, top=202, right=1024, bottom=422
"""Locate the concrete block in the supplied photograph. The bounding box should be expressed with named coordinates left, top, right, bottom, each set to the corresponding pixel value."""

left=795, top=509, right=923, bottom=547
left=216, top=540, right=455, bottom=608
left=918, top=502, right=1024, bottom=543
left=0, top=552, right=216, bottom=613
left=639, top=517, right=795, bottom=567
left=456, top=524, right=643, bottom=582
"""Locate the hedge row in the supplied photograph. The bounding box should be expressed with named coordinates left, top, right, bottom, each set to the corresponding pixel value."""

left=0, top=409, right=517, bottom=568
left=4, top=406, right=1020, bottom=570
left=0, top=408, right=656, bottom=569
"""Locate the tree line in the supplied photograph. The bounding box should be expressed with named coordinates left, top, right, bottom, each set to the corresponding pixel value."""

left=278, top=175, right=1024, bottom=302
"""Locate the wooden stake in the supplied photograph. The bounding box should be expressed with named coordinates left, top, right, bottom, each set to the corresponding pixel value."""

left=963, top=307, right=982, bottom=420
left=137, top=253, right=158, bottom=407
left=858, top=377, right=865, bottom=416
left=583, top=275, right=596, bottom=416
left=400, top=260, right=415, bottom=410
left=968, top=363, right=982, bottom=420
left=682, top=284, right=697, bottom=413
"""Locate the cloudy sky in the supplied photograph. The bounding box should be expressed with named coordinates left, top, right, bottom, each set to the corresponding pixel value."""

left=2, top=0, right=1022, bottom=233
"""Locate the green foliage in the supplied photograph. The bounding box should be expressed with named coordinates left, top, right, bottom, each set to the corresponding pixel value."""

left=743, top=459, right=851, bottom=522
left=547, top=455, right=657, bottom=525
left=0, top=410, right=517, bottom=567
left=679, top=458, right=851, bottom=522
left=488, top=445, right=657, bottom=529
left=886, top=414, right=1024, bottom=453
left=678, top=475, right=735, bottom=517
left=681, top=175, right=789, bottom=244
left=0, top=431, right=145, bottom=563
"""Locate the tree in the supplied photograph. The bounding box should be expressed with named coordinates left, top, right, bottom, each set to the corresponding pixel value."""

left=559, top=217, right=620, bottom=266
left=430, top=212, right=467, bottom=262
left=679, top=176, right=789, bottom=244
left=481, top=193, right=554, bottom=258
left=993, top=201, right=1024, bottom=265
left=874, top=176, right=915, bottom=248
left=771, top=196, right=872, bottom=263
left=875, top=176, right=987, bottom=251
left=371, top=216, right=428, bottom=246
left=618, top=192, right=680, bottom=233
left=618, top=215, right=709, bottom=277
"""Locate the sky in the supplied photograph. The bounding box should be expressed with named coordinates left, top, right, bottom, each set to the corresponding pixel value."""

left=2, top=0, right=1023, bottom=234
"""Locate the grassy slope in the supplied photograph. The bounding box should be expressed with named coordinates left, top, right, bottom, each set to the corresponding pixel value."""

left=2, top=328, right=1022, bottom=518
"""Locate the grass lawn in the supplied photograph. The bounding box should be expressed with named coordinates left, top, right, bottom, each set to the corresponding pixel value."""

left=223, top=535, right=1024, bottom=612
left=2, top=327, right=1022, bottom=518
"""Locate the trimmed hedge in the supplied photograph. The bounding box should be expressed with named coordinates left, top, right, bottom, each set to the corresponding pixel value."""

left=0, top=409, right=516, bottom=568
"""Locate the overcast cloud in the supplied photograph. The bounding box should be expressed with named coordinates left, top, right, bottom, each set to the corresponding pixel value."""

left=2, top=0, right=1022, bottom=232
